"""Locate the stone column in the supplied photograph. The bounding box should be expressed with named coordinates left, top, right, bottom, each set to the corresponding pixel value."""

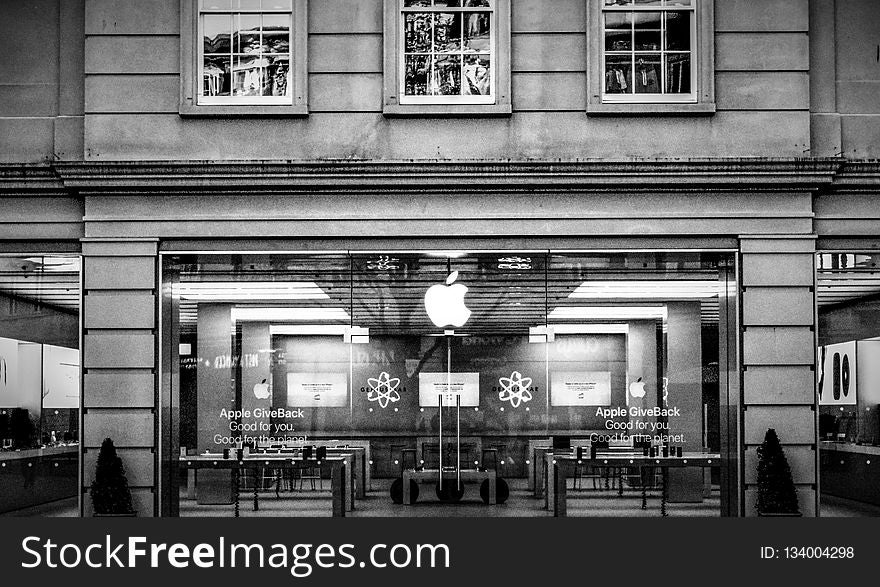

left=741, top=236, right=818, bottom=516
left=81, top=238, right=158, bottom=516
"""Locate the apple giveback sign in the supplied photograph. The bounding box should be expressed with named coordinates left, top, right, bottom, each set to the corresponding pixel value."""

left=214, top=407, right=307, bottom=446
left=593, top=404, right=685, bottom=445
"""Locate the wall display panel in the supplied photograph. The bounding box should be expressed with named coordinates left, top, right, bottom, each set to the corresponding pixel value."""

left=550, top=371, right=613, bottom=407
left=418, top=372, right=480, bottom=407
left=42, top=344, right=81, bottom=409
left=0, top=339, right=80, bottom=411
left=818, top=341, right=857, bottom=406
left=0, top=337, right=20, bottom=407
left=285, top=372, right=348, bottom=407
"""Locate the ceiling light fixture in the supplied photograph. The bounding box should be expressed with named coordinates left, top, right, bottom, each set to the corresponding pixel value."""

left=174, top=281, right=329, bottom=301
left=425, top=251, right=467, bottom=258
left=549, top=323, right=630, bottom=334
left=269, top=325, right=348, bottom=336
left=568, top=280, right=718, bottom=299
left=548, top=306, right=667, bottom=321
left=231, top=307, right=350, bottom=322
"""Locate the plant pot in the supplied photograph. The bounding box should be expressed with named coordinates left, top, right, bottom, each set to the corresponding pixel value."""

left=757, top=512, right=803, bottom=517
left=94, top=511, right=138, bottom=518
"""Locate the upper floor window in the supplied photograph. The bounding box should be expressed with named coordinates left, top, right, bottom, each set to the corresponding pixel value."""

left=199, top=0, right=293, bottom=105
left=401, top=1, right=494, bottom=104
left=588, top=0, right=715, bottom=115
left=602, top=0, right=694, bottom=102
left=181, top=0, right=308, bottom=116
left=383, top=0, right=511, bottom=116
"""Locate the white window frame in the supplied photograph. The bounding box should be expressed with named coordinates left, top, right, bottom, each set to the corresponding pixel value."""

left=398, top=0, right=497, bottom=106
left=198, top=1, right=294, bottom=106
left=587, top=0, right=714, bottom=115
left=601, top=1, right=697, bottom=104
left=180, top=0, right=308, bottom=117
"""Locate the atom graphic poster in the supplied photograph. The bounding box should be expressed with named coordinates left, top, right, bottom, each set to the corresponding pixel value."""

left=498, top=371, right=533, bottom=408
left=366, top=371, right=402, bottom=409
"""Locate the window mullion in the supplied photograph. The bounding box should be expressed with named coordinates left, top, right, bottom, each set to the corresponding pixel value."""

left=459, top=14, right=465, bottom=96
left=661, top=11, right=666, bottom=94
left=430, top=12, right=435, bottom=96
left=629, top=14, right=635, bottom=95
left=228, top=12, right=234, bottom=98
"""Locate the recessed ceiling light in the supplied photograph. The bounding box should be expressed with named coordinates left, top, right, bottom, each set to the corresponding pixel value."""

left=231, top=307, right=350, bottom=322
left=549, top=323, right=630, bottom=334
left=568, top=280, right=718, bottom=299
left=269, top=325, right=349, bottom=336
left=425, top=251, right=467, bottom=258
left=175, top=281, right=329, bottom=301
left=548, top=306, right=667, bottom=320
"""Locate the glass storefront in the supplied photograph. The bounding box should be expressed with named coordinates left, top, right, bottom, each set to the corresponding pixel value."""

left=817, top=252, right=880, bottom=514
left=163, top=250, right=737, bottom=516
left=0, top=255, right=81, bottom=515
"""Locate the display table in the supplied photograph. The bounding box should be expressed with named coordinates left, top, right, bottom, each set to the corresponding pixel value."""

left=532, top=443, right=632, bottom=499
left=819, top=441, right=880, bottom=506
left=401, top=468, right=497, bottom=505
left=527, top=439, right=597, bottom=491
left=254, top=446, right=367, bottom=498
left=179, top=454, right=353, bottom=517
left=0, top=445, right=79, bottom=514
left=545, top=452, right=720, bottom=517
left=310, top=441, right=371, bottom=494
left=0, top=445, right=79, bottom=462
left=416, top=436, right=483, bottom=470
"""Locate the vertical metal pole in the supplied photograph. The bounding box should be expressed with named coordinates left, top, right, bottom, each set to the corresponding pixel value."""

left=438, top=390, right=442, bottom=490
left=349, top=256, right=354, bottom=424
left=456, top=394, right=461, bottom=486
left=544, top=252, right=550, bottom=435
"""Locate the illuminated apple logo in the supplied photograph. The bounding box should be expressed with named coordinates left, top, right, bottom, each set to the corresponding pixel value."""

left=253, top=378, right=270, bottom=400
left=424, top=271, right=471, bottom=328
left=629, top=377, right=647, bottom=399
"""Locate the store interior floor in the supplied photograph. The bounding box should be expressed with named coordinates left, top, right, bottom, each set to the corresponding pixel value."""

left=177, top=479, right=721, bottom=518
left=5, top=486, right=878, bottom=517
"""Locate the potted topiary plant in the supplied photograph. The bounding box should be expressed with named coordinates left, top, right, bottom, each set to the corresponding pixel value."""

left=755, top=428, right=801, bottom=517
left=90, top=437, right=136, bottom=517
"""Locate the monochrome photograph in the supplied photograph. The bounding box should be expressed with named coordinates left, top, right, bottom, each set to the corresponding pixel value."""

left=1, top=0, right=878, bottom=529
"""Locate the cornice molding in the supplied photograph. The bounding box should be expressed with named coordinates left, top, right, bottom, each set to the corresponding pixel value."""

left=54, top=158, right=846, bottom=193
left=831, top=160, right=880, bottom=193
left=0, top=163, right=66, bottom=196
left=7, top=157, right=880, bottom=196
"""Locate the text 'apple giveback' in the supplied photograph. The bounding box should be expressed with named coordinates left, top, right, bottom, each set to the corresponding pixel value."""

left=219, top=408, right=304, bottom=420
left=596, top=406, right=681, bottom=418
